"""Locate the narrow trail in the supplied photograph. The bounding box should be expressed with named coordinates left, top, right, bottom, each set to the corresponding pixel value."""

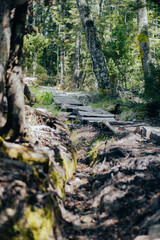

left=51, top=89, right=160, bottom=240
left=60, top=122, right=160, bottom=240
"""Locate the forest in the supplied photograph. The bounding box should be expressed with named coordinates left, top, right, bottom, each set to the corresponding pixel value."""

left=0, top=0, right=160, bottom=240
left=23, top=0, right=160, bottom=95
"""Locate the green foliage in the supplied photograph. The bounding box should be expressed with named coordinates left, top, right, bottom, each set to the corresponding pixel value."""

left=31, top=90, right=53, bottom=105
left=22, top=0, right=160, bottom=98
left=30, top=86, right=63, bottom=116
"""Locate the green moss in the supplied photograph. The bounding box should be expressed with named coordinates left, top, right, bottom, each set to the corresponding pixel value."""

left=48, top=142, right=77, bottom=197
left=139, top=45, right=144, bottom=59
left=60, top=151, right=76, bottom=181
left=0, top=137, right=49, bottom=167
left=50, top=169, right=65, bottom=198
left=138, top=33, right=148, bottom=43
left=88, top=141, right=105, bottom=167
left=13, top=207, right=52, bottom=240
left=99, top=88, right=112, bottom=96
left=138, top=33, right=148, bottom=59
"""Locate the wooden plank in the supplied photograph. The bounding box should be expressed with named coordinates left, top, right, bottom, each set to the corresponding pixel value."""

left=80, top=117, right=116, bottom=123
left=53, top=96, right=83, bottom=106
left=67, top=115, right=116, bottom=125
left=67, top=105, right=93, bottom=112
left=92, top=108, right=110, bottom=114
left=72, top=109, right=114, bottom=118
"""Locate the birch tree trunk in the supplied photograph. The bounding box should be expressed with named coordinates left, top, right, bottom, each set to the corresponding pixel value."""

left=137, top=0, right=155, bottom=96
left=76, top=0, right=111, bottom=93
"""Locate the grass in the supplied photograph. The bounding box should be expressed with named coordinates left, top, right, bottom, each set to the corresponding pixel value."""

left=30, top=86, right=62, bottom=116
left=83, top=91, right=149, bottom=121
left=30, top=85, right=160, bottom=123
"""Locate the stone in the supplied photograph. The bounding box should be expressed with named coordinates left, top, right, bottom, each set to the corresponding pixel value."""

left=135, top=126, right=160, bottom=145
left=134, top=236, right=149, bottom=240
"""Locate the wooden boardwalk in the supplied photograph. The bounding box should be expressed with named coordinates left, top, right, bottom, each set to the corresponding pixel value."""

left=53, top=93, right=116, bottom=126
left=52, top=90, right=160, bottom=144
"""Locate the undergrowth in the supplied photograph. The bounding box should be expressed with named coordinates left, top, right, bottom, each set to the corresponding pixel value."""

left=30, top=86, right=62, bottom=116
left=82, top=90, right=160, bottom=123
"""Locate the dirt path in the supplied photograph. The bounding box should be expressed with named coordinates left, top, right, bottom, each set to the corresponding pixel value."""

left=60, top=122, right=160, bottom=240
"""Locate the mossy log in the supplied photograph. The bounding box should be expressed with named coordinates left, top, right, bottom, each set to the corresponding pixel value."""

left=0, top=104, right=77, bottom=239
left=0, top=157, right=63, bottom=240
left=0, top=136, right=49, bottom=172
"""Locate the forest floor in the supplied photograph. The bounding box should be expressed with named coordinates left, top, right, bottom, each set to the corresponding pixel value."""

left=2, top=82, right=160, bottom=240
left=41, top=88, right=160, bottom=240
left=60, top=121, right=160, bottom=240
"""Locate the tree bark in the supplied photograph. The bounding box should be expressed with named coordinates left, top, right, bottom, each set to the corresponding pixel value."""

left=0, top=1, right=11, bottom=125
left=98, top=0, right=104, bottom=16
left=5, top=3, right=28, bottom=139
left=73, top=32, right=81, bottom=88
left=0, top=2, right=28, bottom=140
left=137, top=0, right=155, bottom=96
left=60, top=45, right=65, bottom=88
left=76, top=0, right=111, bottom=93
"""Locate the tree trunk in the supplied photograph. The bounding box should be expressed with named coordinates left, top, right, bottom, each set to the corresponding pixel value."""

left=137, top=0, right=155, bottom=96
left=73, top=33, right=81, bottom=88
left=76, top=0, right=111, bottom=93
left=3, top=3, right=28, bottom=139
left=60, top=45, right=65, bottom=88
left=98, top=0, right=104, bottom=16
left=0, top=1, right=11, bottom=125
left=57, top=45, right=60, bottom=78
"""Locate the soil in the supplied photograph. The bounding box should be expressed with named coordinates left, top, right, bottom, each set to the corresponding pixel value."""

left=60, top=122, right=160, bottom=240
left=1, top=91, right=160, bottom=239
